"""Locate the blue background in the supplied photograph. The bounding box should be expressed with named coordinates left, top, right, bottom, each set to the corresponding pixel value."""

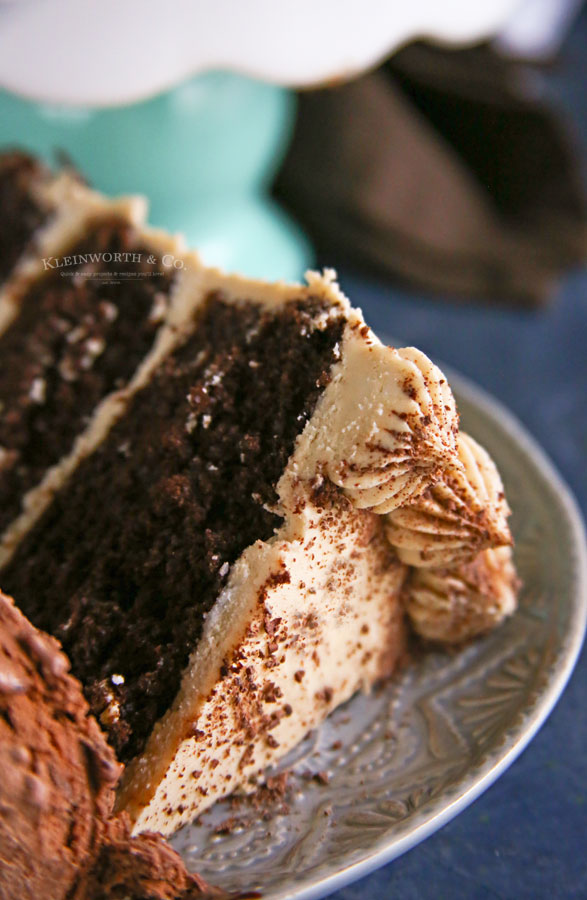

left=326, top=13, right=587, bottom=900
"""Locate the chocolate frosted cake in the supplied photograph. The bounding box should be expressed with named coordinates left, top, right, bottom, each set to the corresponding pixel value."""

left=0, top=153, right=518, bottom=838
left=0, top=589, right=225, bottom=900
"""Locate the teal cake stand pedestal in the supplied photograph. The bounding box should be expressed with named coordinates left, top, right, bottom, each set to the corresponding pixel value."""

left=0, top=73, right=311, bottom=280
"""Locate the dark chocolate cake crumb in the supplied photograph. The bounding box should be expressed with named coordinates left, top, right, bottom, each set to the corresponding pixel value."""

left=0, top=218, right=176, bottom=533
left=3, top=293, right=344, bottom=763
left=213, top=815, right=246, bottom=835
left=0, top=151, right=51, bottom=285
left=301, top=769, right=330, bottom=785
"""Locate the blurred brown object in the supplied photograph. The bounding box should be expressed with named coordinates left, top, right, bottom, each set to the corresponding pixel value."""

left=274, top=41, right=587, bottom=306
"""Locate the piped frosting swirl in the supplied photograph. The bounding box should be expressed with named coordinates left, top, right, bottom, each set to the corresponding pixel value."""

left=385, top=431, right=511, bottom=567
left=283, top=327, right=459, bottom=515
left=404, top=545, right=519, bottom=643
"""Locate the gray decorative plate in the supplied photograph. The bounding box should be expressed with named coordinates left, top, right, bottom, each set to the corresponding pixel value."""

left=172, top=369, right=587, bottom=900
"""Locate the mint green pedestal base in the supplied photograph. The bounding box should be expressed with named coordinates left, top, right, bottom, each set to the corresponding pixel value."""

left=0, top=73, right=311, bottom=280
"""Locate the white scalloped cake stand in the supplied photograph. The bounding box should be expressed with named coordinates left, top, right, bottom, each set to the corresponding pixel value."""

left=0, top=0, right=519, bottom=106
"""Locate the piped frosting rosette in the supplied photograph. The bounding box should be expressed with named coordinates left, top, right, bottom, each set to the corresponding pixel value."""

left=404, top=545, right=519, bottom=643
left=335, top=347, right=459, bottom=513
left=385, top=431, right=512, bottom=567
left=289, top=332, right=460, bottom=515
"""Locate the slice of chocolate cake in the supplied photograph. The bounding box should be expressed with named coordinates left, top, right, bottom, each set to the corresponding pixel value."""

left=0, top=163, right=518, bottom=838
left=0, top=263, right=446, bottom=827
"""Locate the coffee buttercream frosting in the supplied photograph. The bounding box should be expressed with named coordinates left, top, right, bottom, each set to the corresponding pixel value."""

left=404, top=545, right=519, bottom=643
left=286, top=328, right=460, bottom=515
left=385, top=431, right=511, bottom=567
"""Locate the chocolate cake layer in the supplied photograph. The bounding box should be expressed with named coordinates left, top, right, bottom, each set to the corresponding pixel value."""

left=2, top=293, right=344, bottom=763
left=0, top=218, right=176, bottom=534
left=0, top=151, right=50, bottom=284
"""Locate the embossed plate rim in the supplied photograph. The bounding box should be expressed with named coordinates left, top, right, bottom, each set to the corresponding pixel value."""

left=175, top=366, right=587, bottom=900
